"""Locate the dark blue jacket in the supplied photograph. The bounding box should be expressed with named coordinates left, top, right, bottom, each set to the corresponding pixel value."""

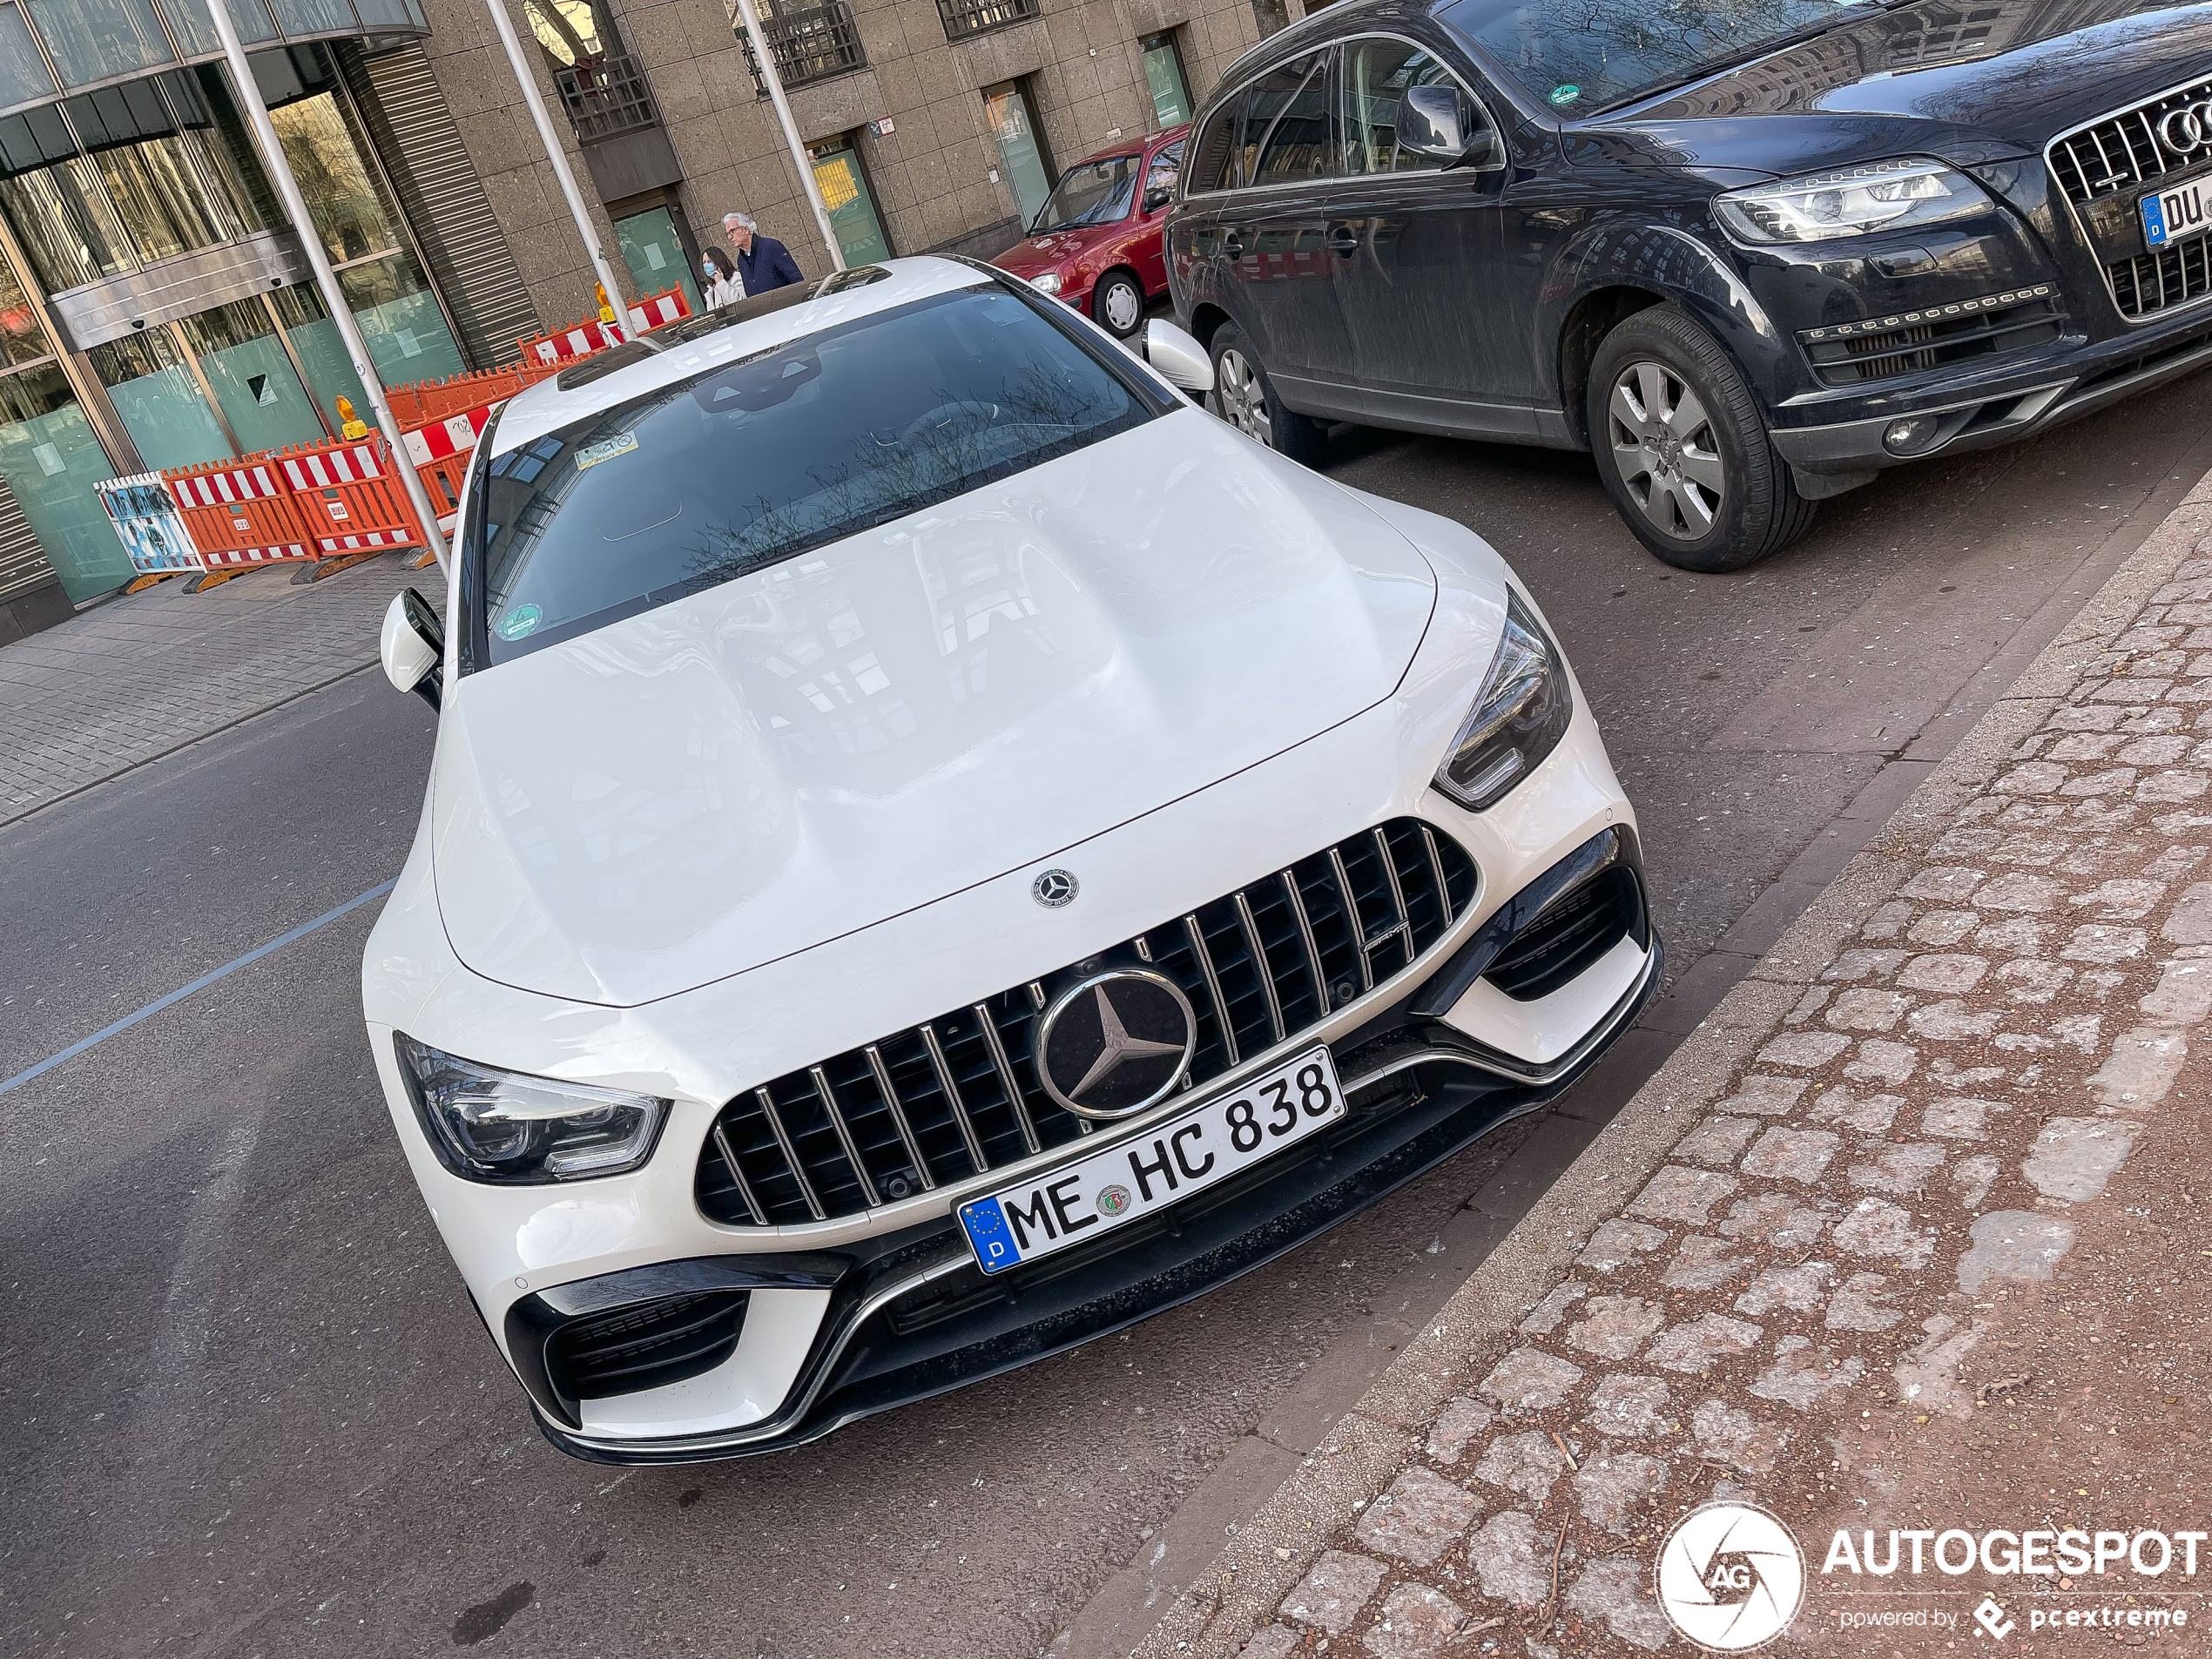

left=736, top=234, right=803, bottom=295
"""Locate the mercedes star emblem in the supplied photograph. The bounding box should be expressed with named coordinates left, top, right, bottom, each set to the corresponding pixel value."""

left=1032, top=868, right=1078, bottom=907
left=1034, top=969, right=1196, bottom=1118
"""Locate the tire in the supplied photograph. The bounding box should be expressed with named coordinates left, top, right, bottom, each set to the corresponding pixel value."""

left=1091, top=268, right=1146, bottom=338
left=1587, top=303, right=1816, bottom=572
left=1209, top=324, right=1328, bottom=467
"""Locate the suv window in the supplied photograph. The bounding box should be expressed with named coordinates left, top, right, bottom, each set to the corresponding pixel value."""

left=1189, top=104, right=1236, bottom=193
left=1239, top=52, right=1335, bottom=188
left=1341, top=38, right=1492, bottom=173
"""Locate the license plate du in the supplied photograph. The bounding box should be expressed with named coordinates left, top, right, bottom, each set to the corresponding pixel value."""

left=2141, top=175, right=2211, bottom=251
left=957, top=1045, right=1345, bottom=1275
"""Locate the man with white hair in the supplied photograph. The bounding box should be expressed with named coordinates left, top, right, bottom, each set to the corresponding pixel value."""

left=721, top=211, right=805, bottom=298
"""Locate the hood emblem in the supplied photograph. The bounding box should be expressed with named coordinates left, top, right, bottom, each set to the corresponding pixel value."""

left=1035, top=970, right=1195, bottom=1119
left=1032, top=868, right=1078, bottom=907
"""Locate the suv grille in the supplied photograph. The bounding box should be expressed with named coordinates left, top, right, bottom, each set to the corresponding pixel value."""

left=2047, top=76, right=2212, bottom=211
left=2109, top=235, right=2212, bottom=321
left=549, top=1291, right=750, bottom=1399
left=696, top=819, right=1480, bottom=1226
left=1797, top=290, right=2063, bottom=386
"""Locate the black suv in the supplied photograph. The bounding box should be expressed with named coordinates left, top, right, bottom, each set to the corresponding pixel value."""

left=1167, top=0, right=2212, bottom=570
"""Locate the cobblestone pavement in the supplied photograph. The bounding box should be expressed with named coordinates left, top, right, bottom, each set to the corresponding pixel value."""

left=0, top=554, right=422, bottom=827
left=1128, top=474, right=2212, bottom=1658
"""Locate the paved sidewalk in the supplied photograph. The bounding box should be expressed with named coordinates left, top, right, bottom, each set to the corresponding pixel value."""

left=1128, top=468, right=2212, bottom=1658
left=0, top=554, right=423, bottom=827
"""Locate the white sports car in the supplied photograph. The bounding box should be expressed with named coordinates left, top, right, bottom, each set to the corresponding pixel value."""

left=364, top=256, right=1656, bottom=1463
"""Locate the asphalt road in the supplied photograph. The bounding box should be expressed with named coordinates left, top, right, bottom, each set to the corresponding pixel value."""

left=4, top=368, right=2211, bottom=1659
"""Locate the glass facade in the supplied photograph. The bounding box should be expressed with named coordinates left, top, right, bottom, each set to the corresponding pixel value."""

left=88, top=328, right=231, bottom=468
left=614, top=205, right=701, bottom=314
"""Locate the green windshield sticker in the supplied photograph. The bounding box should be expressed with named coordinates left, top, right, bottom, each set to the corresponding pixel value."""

left=1549, top=84, right=1581, bottom=106
left=576, top=432, right=638, bottom=470
left=498, top=604, right=543, bottom=641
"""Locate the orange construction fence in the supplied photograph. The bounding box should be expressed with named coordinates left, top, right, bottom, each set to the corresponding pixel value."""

left=162, top=456, right=315, bottom=569
left=399, top=400, right=501, bottom=532
left=387, top=365, right=527, bottom=428
left=275, top=435, right=428, bottom=557
left=518, top=314, right=626, bottom=370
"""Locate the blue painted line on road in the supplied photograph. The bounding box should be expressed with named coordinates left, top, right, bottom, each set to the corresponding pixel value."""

left=0, top=878, right=397, bottom=1098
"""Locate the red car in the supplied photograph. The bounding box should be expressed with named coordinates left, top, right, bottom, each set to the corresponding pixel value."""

left=991, top=125, right=1189, bottom=339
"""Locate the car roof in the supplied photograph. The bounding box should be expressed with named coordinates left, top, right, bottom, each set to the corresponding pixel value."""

left=1066, top=122, right=1190, bottom=171
left=489, top=256, right=990, bottom=456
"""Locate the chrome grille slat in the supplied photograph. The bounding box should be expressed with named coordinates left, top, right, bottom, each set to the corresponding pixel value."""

left=757, top=1088, right=825, bottom=1221
left=809, top=1064, right=880, bottom=1207
left=921, top=1024, right=989, bottom=1175
left=866, top=1043, right=936, bottom=1190
left=1233, top=891, right=1287, bottom=1046
left=973, top=1001, right=1041, bottom=1155
left=695, top=818, right=1480, bottom=1225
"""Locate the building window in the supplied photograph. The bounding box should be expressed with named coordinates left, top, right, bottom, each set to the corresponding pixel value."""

left=1139, top=32, right=1190, bottom=127
left=0, top=362, right=127, bottom=603
left=734, top=0, right=865, bottom=97
left=981, top=79, right=1053, bottom=230
left=530, top=0, right=662, bottom=143
left=21, top=0, right=172, bottom=90
left=271, top=91, right=399, bottom=263
left=0, top=3, right=59, bottom=109
left=614, top=203, right=701, bottom=314
left=806, top=133, right=891, bottom=266
left=87, top=327, right=232, bottom=469
left=936, top=0, right=1036, bottom=44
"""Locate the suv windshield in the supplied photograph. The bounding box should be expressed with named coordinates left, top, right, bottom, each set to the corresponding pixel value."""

left=469, top=284, right=1156, bottom=664
left=1440, top=0, right=1884, bottom=114
left=1030, top=154, right=1140, bottom=232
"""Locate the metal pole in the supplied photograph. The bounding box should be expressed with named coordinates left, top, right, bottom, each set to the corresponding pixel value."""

left=201, top=4, right=450, bottom=568
left=731, top=0, right=846, bottom=272
left=481, top=0, right=636, bottom=332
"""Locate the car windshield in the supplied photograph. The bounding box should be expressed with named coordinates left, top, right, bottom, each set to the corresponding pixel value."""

left=1030, top=154, right=1140, bottom=232
left=1440, top=0, right=1886, bottom=114
left=468, top=284, right=1155, bottom=664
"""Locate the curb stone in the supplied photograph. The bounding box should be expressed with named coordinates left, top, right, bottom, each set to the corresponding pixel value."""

left=1124, top=463, right=2212, bottom=1659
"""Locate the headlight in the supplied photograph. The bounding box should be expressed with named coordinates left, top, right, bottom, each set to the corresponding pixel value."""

left=1028, top=272, right=1063, bottom=294
left=395, top=1035, right=669, bottom=1184
left=1433, top=590, right=1574, bottom=811
left=1712, top=158, right=1993, bottom=246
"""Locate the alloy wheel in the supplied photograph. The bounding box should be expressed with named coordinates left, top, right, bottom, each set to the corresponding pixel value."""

left=1608, top=360, right=1725, bottom=541
left=1101, top=278, right=1143, bottom=334
left=1215, top=348, right=1274, bottom=446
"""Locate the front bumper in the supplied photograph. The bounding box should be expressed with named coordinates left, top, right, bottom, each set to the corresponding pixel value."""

left=529, top=921, right=1662, bottom=1464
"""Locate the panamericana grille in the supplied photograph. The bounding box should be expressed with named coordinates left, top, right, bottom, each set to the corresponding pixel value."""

left=696, top=819, right=1480, bottom=1227
left=549, top=1291, right=751, bottom=1399
left=2047, top=75, right=2212, bottom=211
left=2109, top=233, right=2212, bottom=321
left=1797, top=291, right=2064, bottom=386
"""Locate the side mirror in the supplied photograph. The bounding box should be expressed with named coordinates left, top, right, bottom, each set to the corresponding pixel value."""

left=1400, top=84, right=1486, bottom=166
left=1143, top=185, right=1174, bottom=214
left=1143, top=320, right=1214, bottom=395
left=381, top=588, right=444, bottom=710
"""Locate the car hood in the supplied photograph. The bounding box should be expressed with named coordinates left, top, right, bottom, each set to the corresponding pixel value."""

left=1618, top=0, right=2212, bottom=168
left=994, top=226, right=1127, bottom=276
left=429, top=408, right=1439, bottom=1008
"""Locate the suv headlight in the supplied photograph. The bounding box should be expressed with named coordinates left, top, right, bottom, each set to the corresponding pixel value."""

left=395, top=1034, right=669, bottom=1184
left=1713, top=158, right=1993, bottom=246
left=1029, top=272, right=1063, bottom=294
left=1433, top=590, right=1574, bottom=811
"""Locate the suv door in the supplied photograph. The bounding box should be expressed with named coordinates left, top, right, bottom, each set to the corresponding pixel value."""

left=1329, top=37, right=1532, bottom=436
left=1201, top=51, right=1355, bottom=415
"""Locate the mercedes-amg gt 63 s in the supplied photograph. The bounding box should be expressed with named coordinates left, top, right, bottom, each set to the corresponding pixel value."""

left=365, top=257, right=1656, bottom=1462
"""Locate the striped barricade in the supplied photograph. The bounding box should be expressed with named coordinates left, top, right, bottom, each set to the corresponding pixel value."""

left=518, top=314, right=626, bottom=370
left=401, top=400, right=502, bottom=534
left=389, top=365, right=527, bottom=428
left=162, top=458, right=315, bottom=580
left=628, top=287, right=692, bottom=333
left=275, top=435, right=427, bottom=567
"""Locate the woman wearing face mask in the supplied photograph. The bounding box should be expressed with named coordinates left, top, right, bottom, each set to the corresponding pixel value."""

left=700, top=246, right=744, bottom=309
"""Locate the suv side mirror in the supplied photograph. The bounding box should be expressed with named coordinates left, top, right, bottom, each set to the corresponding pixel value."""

left=382, top=588, right=444, bottom=710
left=1143, top=320, right=1214, bottom=396
left=1400, top=84, right=1489, bottom=167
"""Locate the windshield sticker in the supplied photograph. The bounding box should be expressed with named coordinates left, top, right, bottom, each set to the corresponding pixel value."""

left=1548, top=84, right=1581, bottom=107
left=497, top=604, right=543, bottom=641
left=575, top=432, right=638, bottom=470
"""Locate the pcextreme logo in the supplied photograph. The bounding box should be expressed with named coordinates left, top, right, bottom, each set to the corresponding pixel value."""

left=1656, top=1502, right=1808, bottom=1652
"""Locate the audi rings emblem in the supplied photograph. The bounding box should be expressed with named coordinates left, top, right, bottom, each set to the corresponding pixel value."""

left=2157, top=100, right=2212, bottom=157
left=1032, top=868, right=1078, bottom=907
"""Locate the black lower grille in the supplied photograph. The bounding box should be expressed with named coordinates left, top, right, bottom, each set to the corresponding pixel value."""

left=549, top=1291, right=750, bottom=1399
left=2110, top=235, right=2212, bottom=321
left=1484, top=866, right=1643, bottom=1001
left=696, top=819, right=1480, bottom=1226
left=1797, top=293, right=2063, bottom=386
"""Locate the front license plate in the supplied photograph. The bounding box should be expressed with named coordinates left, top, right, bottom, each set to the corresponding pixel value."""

left=2141, top=175, right=2211, bottom=251
left=957, top=1046, right=1345, bottom=1275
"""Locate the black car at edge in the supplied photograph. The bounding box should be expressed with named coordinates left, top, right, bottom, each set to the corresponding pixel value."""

left=1166, top=0, right=2212, bottom=570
